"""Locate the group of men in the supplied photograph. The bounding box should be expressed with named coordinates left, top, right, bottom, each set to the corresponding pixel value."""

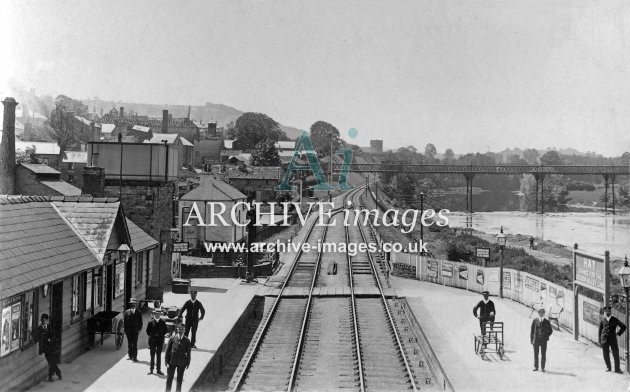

left=472, top=291, right=627, bottom=373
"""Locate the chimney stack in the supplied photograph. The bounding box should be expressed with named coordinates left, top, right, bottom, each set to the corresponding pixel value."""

left=90, top=121, right=97, bottom=141
left=82, top=166, right=105, bottom=197
left=162, top=110, right=169, bottom=133
left=120, top=107, right=124, bottom=118
left=23, top=122, right=32, bottom=141
left=0, top=97, right=18, bottom=194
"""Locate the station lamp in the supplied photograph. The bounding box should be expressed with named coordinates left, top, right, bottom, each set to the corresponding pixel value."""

left=496, top=227, right=507, bottom=299
left=617, top=256, right=630, bottom=373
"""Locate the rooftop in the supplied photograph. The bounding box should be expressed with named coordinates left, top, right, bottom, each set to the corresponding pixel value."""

left=181, top=176, right=246, bottom=201
left=126, top=218, right=158, bottom=252
left=226, top=165, right=283, bottom=180
left=21, top=163, right=60, bottom=174
left=40, top=180, right=82, bottom=196
left=143, top=133, right=179, bottom=145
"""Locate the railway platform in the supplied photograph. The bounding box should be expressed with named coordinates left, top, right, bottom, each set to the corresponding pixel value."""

left=393, top=277, right=630, bottom=392
left=26, top=278, right=261, bottom=392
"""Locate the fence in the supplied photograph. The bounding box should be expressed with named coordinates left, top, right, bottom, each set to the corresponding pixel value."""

left=390, top=251, right=628, bottom=359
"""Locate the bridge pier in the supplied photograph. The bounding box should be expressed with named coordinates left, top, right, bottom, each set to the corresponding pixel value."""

left=602, top=174, right=617, bottom=214
left=533, top=174, right=546, bottom=214
left=463, top=173, right=475, bottom=213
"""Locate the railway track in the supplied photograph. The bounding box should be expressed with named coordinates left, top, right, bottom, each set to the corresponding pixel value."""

left=230, top=188, right=432, bottom=392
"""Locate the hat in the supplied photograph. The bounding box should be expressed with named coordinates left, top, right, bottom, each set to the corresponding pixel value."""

left=482, top=291, right=490, bottom=295
left=603, top=306, right=612, bottom=310
left=190, top=290, right=197, bottom=295
left=40, top=313, right=49, bottom=320
left=129, top=298, right=138, bottom=304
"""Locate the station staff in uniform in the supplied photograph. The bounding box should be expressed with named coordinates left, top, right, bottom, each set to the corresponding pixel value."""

left=179, top=290, right=205, bottom=348
left=599, top=306, right=626, bottom=373
left=123, top=298, right=143, bottom=361
left=37, top=313, right=62, bottom=382
left=165, top=323, right=192, bottom=392
left=530, top=308, right=553, bottom=372
left=146, top=309, right=167, bottom=375
left=473, top=291, right=496, bottom=335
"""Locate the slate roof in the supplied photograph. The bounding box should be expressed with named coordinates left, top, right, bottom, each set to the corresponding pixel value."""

left=126, top=218, right=158, bottom=252
left=180, top=137, right=193, bottom=147
left=181, top=176, right=246, bottom=201
left=21, top=163, right=60, bottom=174
left=101, top=124, right=116, bottom=134
left=52, top=201, right=121, bottom=262
left=225, top=166, right=282, bottom=180
left=131, top=125, right=151, bottom=133
left=40, top=181, right=82, bottom=196
left=143, top=133, right=179, bottom=145
left=0, top=201, right=101, bottom=299
left=98, top=114, right=197, bottom=128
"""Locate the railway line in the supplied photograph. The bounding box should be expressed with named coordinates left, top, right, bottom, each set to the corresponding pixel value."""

left=229, top=188, right=445, bottom=392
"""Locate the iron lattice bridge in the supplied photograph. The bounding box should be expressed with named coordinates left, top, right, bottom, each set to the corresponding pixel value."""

left=331, top=163, right=630, bottom=176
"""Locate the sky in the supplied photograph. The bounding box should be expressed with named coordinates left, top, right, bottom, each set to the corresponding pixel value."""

left=1, top=0, right=629, bottom=156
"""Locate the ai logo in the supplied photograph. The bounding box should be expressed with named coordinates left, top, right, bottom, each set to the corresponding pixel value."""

left=274, top=131, right=354, bottom=191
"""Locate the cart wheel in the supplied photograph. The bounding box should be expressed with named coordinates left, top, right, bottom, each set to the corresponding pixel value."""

left=498, top=346, right=505, bottom=359
left=115, top=322, right=124, bottom=350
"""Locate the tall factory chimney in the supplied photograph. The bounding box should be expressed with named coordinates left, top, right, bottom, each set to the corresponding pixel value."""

left=162, top=109, right=169, bottom=133
left=0, top=97, right=18, bottom=194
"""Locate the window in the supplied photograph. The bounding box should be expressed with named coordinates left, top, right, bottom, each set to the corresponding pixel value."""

left=21, top=290, right=37, bottom=349
left=72, top=273, right=88, bottom=322
left=135, top=253, right=143, bottom=287
left=85, top=271, right=92, bottom=313
left=72, top=275, right=80, bottom=317
left=94, top=267, right=103, bottom=309
left=67, top=162, right=74, bottom=170
left=68, top=175, right=75, bottom=183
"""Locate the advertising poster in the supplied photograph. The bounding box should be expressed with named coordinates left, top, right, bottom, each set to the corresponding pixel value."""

left=525, top=276, right=540, bottom=292
left=442, top=263, right=453, bottom=278
left=427, top=260, right=438, bottom=279
left=115, top=262, right=125, bottom=298
left=476, top=270, right=484, bottom=286
left=583, top=301, right=601, bottom=326
left=515, top=273, right=523, bottom=293
left=458, top=265, right=468, bottom=280
left=503, top=271, right=512, bottom=290
left=1, top=306, right=11, bottom=357
left=10, top=303, right=20, bottom=351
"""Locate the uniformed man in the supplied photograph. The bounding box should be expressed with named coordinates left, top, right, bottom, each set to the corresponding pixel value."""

left=165, top=323, right=192, bottom=392
left=599, top=306, right=626, bottom=373
left=530, top=308, right=553, bottom=372
left=178, top=291, right=205, bottom=349
left=123, top=298, right=143, bottom=361
left=37, top=313, right=62, bottom=382
left=473, top=291, right=496, bottom=335
left=146, top=309, right=167, bottom=375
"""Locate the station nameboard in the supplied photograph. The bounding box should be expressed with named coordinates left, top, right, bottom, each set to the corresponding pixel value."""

left=574, top=250, right=607, bottom=293
left=476, top=247, right=490, bottom=259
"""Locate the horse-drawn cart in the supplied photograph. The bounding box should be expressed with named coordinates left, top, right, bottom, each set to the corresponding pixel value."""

left=87, top=311, right=124, bottom=349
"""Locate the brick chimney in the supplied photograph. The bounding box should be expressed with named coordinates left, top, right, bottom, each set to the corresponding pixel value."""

left=82, top=166, right=105, bottom=197
left=23, top=122, right=32, bottom=141
left=162, top=110, right=168, bottom=133
left=90, top=121, right=97, bottom=141
left=0, top=97, right=18, bottom=194
left=120, top=107, right=125, bottom=118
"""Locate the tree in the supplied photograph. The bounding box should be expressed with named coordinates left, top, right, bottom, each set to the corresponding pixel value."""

left=424, top=143, right=437, bottom=160
left=618, top=184, right=630, bottom=207
left=54, top=95, right=88, bottom=116
left=49, top=104, right=84, bottom=163
left=309, top=121, right=341, bottom=156
left=444, top=148, right=455, bottom=162
left=235, top=113, right=283, bottom=144
left=15, top=145, right=37, bottom=164
left=520, top=174, right=570, bottom=211
left=523, top=148, right=539, bottom=165
left=540, top=150, right=563, bottom=166
left=250, top=139, right=281, bottom=166
left=274, top=192, right=293, bottom=203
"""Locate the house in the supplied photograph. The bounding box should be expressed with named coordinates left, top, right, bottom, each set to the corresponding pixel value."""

left=230, top=136, right=256, bottom=152
left=15, top=164, right=82, bottom=196
left=98, top=108, right=199, bottom=143
left=194, top=137, right=224, bottom=167
left=179, top=175, right=247, bottom=253
left=60, top=151, right=88, bottom=188
left=13, top=140, right=61, bottom=169
left=0, top=196, right=158, bottom=391
left=143, top=133, right=194, bottom=169
left=225, top=165, right=283, bottom=202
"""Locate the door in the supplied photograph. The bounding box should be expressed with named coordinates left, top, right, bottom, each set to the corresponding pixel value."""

left=50, top=282, right=63, bottom=362
left=125, top=258, right=132, bottom=306
left=106, top=265, right=113, bottom=312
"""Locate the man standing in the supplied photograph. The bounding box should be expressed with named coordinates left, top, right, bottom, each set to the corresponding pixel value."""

left=37, top=314, right=62, bottom=382
left=165, top=323, right=192, bottom=392
left=146, top=309, right=167, bottom=375
left=179, top=290, right=205, bottom=349
left=473, top=291, right=496, bottom=336
left=530, top=308, right=553, bottom=372
left=599, top=306, right=626, bottom=373
left=123, top=298, right=143, bottom=361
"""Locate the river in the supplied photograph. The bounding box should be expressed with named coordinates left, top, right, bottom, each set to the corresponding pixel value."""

left=449, top=211, right=630, bottom=258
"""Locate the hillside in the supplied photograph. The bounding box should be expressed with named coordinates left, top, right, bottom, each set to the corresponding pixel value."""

left=82, top=99, right=302, bottom=139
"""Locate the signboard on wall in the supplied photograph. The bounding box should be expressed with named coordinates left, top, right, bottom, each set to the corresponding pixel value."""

left=173, top=242, right=189, bottom=253
left=115, top=262, right=125, bottom=298
left=515, top=273, right=523, bottom=293
left=476, top=248, right=490, bottom=259
left=525, top=276, right=540, bottom=292
left=1, top=296, right=21, bottom=357
left=503, top=272, right=512, bottom=290
left=442, top=263, right=453, bottom=278
left=427, top=260, right=438, bottom=279
left=574, top=250, right=607, bottom=293
left=458, top=265, right=468, bottom=280
left=583, top=301, right=601, bottom=326
left=476, top=270, right=484, bottom=285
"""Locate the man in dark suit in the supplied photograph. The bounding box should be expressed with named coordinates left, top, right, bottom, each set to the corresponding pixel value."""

left=178, top=290, right=205, bottom=348
left=146, top=309, right=168, bottom=375
left=599, top=306, right=626, bottom=373
left=123, top=298, right=143, bottom=361
left=37, top=313, right=62, bottom=382
left=165, top=323, right=192, bottom=392
left=530, top=308, right=553, bottom=372
left=473, top=291, right=496, bottom=336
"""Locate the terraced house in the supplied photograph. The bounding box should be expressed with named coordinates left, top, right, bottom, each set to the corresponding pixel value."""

left=0, top=196, right=158, bottom=390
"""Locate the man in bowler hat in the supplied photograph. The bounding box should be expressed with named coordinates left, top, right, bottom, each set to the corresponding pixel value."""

left=530, top=308, right=553, bottom=372
left=473, top=291, right=496, bottom=336
left=178, top=290, right=205, bottom=348
left=165, top=323, right=192, bottom=392
left=37, top=313, right=62, bottom=382
left=146, top=309, right=167, bottom=375
left=599, top=305, right=626, bottom=373
left=123, top=298, right=143, bottom=361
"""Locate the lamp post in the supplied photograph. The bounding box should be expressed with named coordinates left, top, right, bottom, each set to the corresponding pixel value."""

left=497, top=227, right=507, bottom=299
left=617, top=256, right=630, bottom=373
left=419, top=192, right=425, bottom=255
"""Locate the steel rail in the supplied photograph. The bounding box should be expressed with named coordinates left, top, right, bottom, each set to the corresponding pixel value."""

left=231, top=203, right=335, bottom=392
left=287, top=188, right=362, bottom=392
left=353, top=188, right=419, bottom=392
